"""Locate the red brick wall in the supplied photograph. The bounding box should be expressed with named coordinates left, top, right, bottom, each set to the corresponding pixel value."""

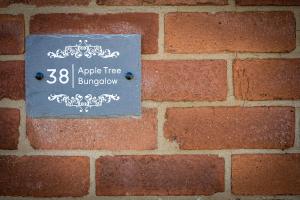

left=0, top=0, right=300, bottom=199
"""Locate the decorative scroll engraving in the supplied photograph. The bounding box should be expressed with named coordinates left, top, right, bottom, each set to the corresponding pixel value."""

left=48, top=94, right=120, bottom=112
left=47, top=40, right=120, bottom=59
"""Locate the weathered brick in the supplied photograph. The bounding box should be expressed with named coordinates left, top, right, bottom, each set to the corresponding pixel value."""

left=0, top=14, right=24, bottom=54
left=96, top=155, right=224, bottom=195
left=165, top=12, right=296, bottom=53
left=232, top=154, right=300, bottom=195
left=0, top=156, right=89, bottom=197
left=236, top=0, right=300, bottom=6
left=27, top=108, right=157, bottom=150
left=0, top=61, right=24, bottom=100
left=30, top=13, right=158, bottom=54
left=164, top=107, right=294, bottom=149
left=142, top=60, right=227, bottom=101
left=97, top=0, right=228, bottom=6
left=0, top=108, right=19, bottom=150
left=234, top=59, right=300, bottom=100
left=0, top=0, right=90, bottom=7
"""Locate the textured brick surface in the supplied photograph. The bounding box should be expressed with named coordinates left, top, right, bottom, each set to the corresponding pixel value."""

left=236, top=0, right=300, bottom=5
left=96, top=155, right=224, bottom=195
left=97, top=0, right=227, bottom=5
left=164, top=107, right=295, bottom=149
left=0, top=156, right=89, bottom=197
left=165, top=12, right=296, bottom=53
left=0, top=108, right=20, bottom=150
left=0, top=0, right=90, bottom=7
left=232, top=154, right=300, bottom=195
left=234, top=59, right=300, bottom=100
left=27, top=108, right=157, bottom=150
left=30, top=13, right=158, bottom=54
left=0, top=61, right=24, bottom=100
left=0, top=15, right=24, bottom=54
left=142, top=60, right=227, bottom=101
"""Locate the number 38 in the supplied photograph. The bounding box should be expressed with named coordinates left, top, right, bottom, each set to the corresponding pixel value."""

left=46, top=69, right=69, bottom=84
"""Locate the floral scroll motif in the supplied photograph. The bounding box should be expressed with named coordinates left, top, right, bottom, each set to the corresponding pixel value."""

left=48, top=94, right=120, bottom=112
left=47, top=40, right=120, bottom=59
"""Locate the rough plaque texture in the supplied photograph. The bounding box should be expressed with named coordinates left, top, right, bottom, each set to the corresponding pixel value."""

left=236, top=0, right=300, bottom=6
left=0, top=108, right=20, bottom=150
left=0, top=61, right=24, bottom=100
left=0, top=14, right=24, bottom=54
left=165, top=12, right=296, bottom=53
left=234, top=59, right=300, bottom=100
left=97, top=0, right=228, bottom=6
left=27, top=108, right=157, bottom=150
left=142, top=60, right=227, bottom=101
left=30, top=13, right=158, bottom=54
left=0, top=0, right=91, bottom=7
left=232, top=154, right=300, bottom=195
left=0, top=156, right=89, bottom=197
left=164, top=107, right=295, bottom=149
left=96, top=155, right=224, bottom=195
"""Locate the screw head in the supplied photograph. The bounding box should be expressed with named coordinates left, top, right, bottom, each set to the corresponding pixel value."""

left=35, top=72, right=44, bottom=80
left=125, top=72, right=134, bottom=80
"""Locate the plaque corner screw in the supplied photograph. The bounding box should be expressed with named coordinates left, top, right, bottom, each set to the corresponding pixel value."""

left=35, top=72, right=44, bottom=80
left=125, top=72, right=134, bottom=80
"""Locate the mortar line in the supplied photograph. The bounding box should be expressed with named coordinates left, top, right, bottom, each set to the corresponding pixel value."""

left=87, top=156, right=96, bottom=198
left=0, top=99, right=24, bottom=108
left=222, top=152, right=232, bottom=194
left=233, top=195, right=300, bottom=200
left=226, top=59, right=235, bottom=105
left=23, top=12, right=30, bottom=37
left=158, top=100, right=300, bottom=107
left=1, top=52, right=299, bottom=62
left=2, top=99, right=300, bottom=109
left=157, top=10, right=165, bottom=58
left=295, top=107, right=300, bottom=148
left=17, top=13, right=31, bottom=152
left=1, top=4, right=300, bottom=15
left=158, top=104, right=181, bottom=151
left=17, top=101, right=33, bottom=152
left=0, top=148, right=299, bottom=157
left=156, top=104, right=179, bottom=151
left=157, top=104, right=165, bottom=150
left=0, top=55, right=24, bottom=61
left=0, top=195, right=300, bottom=200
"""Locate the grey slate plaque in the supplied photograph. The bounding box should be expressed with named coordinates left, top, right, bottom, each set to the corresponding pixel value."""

left=26, top=34, right=141, bottom=117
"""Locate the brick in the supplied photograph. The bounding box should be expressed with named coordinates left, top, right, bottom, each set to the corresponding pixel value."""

left=232, top=154, right=300, bottom=195
left=96, top=155, right=224, bottom=195
left=0, top=0, right=90, bottom=7
left=164, top=107, right=294, bottom=149
left=0, top=0, right=9, bottom=7
left=27, top=108, right=157, bottom=150
left=165, top=12, right=296, bottom=53
left=97, top=0, right=228, bottom=6
left=0, top=108, right=19, bottom=150
left=0, top=15, right=24, bottom=54
left=236, top=0, right=300, bottom=6
left=0, top=156, right=89, bottom=197
left=0, top=61, right=24, bottom=100
left=234, top=59, right=300, bottom=100
left=142, top=60, right=227, bottom=101
left=30, top=13, right=158, bottom=54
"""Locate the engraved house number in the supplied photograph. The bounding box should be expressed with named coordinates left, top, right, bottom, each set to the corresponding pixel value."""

left=47, top=68, right=69, bottom=84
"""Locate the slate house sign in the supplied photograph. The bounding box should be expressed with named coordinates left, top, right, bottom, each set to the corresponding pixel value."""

left=26, top=34, right=141, bottom=117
